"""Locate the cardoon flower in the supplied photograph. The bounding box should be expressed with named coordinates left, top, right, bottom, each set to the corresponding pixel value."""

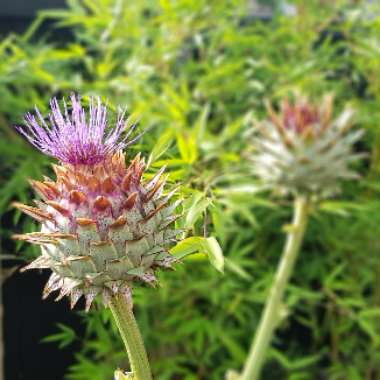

left=17, top=96, right=134, bottom=166
left=250, top=95, right=363, bottom=196
left=237, top=95, right=364, bottom=380
left=13, top=95, right=181, bottom=312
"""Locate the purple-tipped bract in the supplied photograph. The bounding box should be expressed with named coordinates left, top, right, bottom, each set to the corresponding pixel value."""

left=16, top=95, right=136, bottom=165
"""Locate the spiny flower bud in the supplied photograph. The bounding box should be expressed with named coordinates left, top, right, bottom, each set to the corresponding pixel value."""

left=13, top=95, right=182, bottom=311
left=249, top=95, right=364, bottom=196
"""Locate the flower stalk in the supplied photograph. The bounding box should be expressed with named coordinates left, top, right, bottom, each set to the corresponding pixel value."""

left=240, top=196, right=310, bottom=380
left=109, top=294, right=153, bottom=380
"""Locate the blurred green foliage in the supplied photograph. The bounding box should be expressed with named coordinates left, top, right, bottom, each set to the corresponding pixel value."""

left=1, top=0, right=380, bottom=379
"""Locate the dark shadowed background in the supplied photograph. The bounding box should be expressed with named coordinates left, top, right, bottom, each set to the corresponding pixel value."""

left=1, top=4, right=80, bottom=380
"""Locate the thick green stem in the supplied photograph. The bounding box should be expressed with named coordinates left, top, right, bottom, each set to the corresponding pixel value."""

left=241, top=196, right=310, bottom=380
left=109, top=293, right=153, bottom=380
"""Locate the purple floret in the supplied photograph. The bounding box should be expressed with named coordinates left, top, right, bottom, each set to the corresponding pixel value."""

left=16, top=95, right=136, bottom=165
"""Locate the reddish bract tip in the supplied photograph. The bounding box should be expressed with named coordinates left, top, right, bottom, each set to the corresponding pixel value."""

left=124, top=192, right=138, bottom=210
left=102, top=177, right=115, bottom=193
left=93, top=196, right=112, bottom=211
left=69, top=190, right=87, bottom=205
left=122, top=172, right=133, bottom=192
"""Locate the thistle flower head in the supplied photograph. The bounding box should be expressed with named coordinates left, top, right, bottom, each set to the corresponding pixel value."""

left=13, top=96, right=182, bottom=310
left=250, top=94, right=364, bottom=197
left=16, top=95, right=135, bottom=165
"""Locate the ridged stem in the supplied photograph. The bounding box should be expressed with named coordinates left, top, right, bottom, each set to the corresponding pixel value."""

left=240, top=196, right=310, bottom=380
left=109, top=293, right=153, bottom=380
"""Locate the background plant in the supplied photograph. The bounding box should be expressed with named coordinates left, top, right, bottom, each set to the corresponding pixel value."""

left=1, top=1, right=380, bottom=379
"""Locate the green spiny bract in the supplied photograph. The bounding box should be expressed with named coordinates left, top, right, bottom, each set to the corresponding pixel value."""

left=249, top=95, right=364, bottom=197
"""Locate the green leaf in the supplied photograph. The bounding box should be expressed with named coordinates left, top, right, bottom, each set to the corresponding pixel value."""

left=269, top=348, right=323, bottom=371
left=200, top=237, right=224, bottom=273
left=169, top=237, right=200, bottom=259
left=194, top=103, right=210, bottom=143
left=170, top=236, right=224, bottom=272
left=225, top=258, right=253, bottom=281
left=176, top=132, right=198, bottom=164
left=147, top=129, right=174, bottom=166
left=183, top=192, right=211, bottom=228
left=41, top=323, right=76, bottom=349
left=319, top=201, right=365, bottom=216
left=216, top=328, right=246, bottom=361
